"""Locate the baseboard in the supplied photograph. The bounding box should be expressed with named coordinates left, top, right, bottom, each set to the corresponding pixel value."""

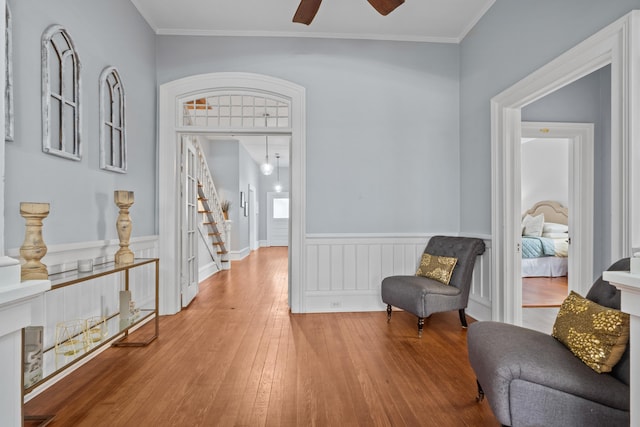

left=467, top=295, right=492, bottom=322
left=304, top=290, right=386, bottom=313
left=199, top=261, right=220, bottom=280
left=229, top=246, right=250, bottom=261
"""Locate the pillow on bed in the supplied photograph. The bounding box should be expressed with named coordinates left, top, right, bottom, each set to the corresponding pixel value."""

left=542, top=232, right=569, bottom=239
left=543, top=222, right=569, bottom=233
left=522, top=213, right=545, bottom=237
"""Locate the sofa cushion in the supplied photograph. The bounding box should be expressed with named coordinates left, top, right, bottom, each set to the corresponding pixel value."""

left=415, top=253, right=457, bottom=285
left=552, top=291, right=630, bottom=373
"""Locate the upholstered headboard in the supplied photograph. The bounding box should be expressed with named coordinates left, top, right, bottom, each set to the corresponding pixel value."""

left=522, top=200, right=568, bottom=225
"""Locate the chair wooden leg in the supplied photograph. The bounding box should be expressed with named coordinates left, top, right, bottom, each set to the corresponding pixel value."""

left=459, top=309, right=468, bottom=328
left=476, top=379, right=485, bottom=402
left=386, top=304, right=392, bottom=322
left=417, top=317, right=424, bottom=337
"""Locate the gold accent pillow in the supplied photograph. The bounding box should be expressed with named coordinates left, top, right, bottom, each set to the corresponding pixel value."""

left=552, top=291, right=630, bottom=373
left=415, top=253, right=458, bottom=285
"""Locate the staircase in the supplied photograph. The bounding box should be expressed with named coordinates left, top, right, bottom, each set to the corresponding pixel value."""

left=193, top=141, right=231, bottom=271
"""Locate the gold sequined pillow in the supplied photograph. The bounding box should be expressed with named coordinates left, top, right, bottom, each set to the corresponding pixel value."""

left=552, top=291, right=630, bottom=373
left=415, top=253, right=458, bottom=285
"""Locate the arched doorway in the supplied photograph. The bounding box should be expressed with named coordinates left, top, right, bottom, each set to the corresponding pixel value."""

left=158, top=73, right=306, bottom=315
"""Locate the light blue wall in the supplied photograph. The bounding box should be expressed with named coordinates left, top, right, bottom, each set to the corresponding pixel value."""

left=8, top=1, right=634, bottom=255
left=6, top=0, right=157, bottom=249
left=459, top=0, right=640, bottom=235
left=203, top=140, right=260, bottom=251
left=157, top=37, right=461, bottom=235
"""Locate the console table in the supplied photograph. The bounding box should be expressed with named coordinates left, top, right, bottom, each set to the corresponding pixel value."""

left=23, top=258, right=159, bottom=425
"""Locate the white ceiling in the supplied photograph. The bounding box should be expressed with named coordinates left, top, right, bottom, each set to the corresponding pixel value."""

left=139, top=0, right=495, bottom=169
left=131, top=0, right=495, bottom=43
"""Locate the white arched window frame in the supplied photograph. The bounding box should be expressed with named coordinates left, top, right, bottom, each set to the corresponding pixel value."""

left=99, top=66, right=126, bottom=173
left=41, top=25, right=81, bottom=160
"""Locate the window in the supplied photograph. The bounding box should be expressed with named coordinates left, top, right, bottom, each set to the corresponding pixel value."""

left=181, top=92, right=290, bottom=129
left=99, top=66, right=126, bottom=172
left=273, top=198, right=289, bottom=219
left=42, top=25, right=81, bottom=160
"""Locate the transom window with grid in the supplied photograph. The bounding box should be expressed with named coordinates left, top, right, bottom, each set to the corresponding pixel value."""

left=181, top=93, right=290, bottom=129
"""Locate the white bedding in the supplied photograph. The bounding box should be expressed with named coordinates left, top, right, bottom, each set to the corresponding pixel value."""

left=522, top=256, right=568, bottom=277
left=520, top=201, right=570, bottom=278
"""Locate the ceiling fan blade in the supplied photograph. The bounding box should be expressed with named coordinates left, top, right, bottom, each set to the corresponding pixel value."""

left=293, top=0, right=323, bottom=25
left=367, top=0, right=404, bottom=16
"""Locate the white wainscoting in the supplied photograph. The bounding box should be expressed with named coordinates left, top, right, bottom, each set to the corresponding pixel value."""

left=303, top=234, right=492, bottom=321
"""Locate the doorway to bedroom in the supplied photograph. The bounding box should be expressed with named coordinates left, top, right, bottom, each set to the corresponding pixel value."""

left=519, top=122, right=594, bottom=332
left=520, top=138, right=570, bottom=309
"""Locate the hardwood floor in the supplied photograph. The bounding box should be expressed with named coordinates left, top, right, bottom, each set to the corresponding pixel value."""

left=24, top=247, right=499, bottom=426
left=522, top=276, right=568, bottom=307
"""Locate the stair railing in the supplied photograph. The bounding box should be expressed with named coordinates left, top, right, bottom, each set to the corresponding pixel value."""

left=192, top=140, right=228, bottom=256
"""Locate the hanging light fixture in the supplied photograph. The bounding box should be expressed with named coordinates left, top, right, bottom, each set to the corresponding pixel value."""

left=260, top=135, right=274, bottom=176
left=274, top=153, right=283, bottom=193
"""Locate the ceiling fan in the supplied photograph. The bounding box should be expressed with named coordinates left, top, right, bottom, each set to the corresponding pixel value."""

left=293, top=0, right=405, bottom=25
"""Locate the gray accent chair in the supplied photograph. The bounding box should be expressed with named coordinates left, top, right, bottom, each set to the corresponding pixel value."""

left=381, top=235, right=486, bottom=336
left=467, top=258, right=630, bottom=427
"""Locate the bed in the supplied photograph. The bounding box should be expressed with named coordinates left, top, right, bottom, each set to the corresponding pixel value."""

left=521, top=200, right=569, bottom=277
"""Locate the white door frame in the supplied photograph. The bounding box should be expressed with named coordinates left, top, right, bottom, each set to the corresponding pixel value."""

left=181, top=136, right=199, bottom=307
left=248, top=184, right=259, bottom=251
left=267, top=192, right=290, bottom=247
left=518, top=122, right=594, bottom=321
left=492, top=12, right=640, bottom=324
left=159, top=73, right=306, bottom=315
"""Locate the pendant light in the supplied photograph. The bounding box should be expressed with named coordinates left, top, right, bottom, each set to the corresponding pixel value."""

left=274, top=153, right=282, bottom=193
left=260, top=135, right=274, bottom=176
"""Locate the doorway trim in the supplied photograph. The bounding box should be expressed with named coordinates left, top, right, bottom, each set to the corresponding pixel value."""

left=159, top=73, right=306, bottom=315
left=248, top=184, right=259, bottom=251
left=491, top=12, right=638, bottom=324
left=519, top=122, right=594, bottom=321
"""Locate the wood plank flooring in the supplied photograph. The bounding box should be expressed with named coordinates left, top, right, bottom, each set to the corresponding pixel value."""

left=24, top=247, right=499, bottom=426
left=522, top=276, right=568, bottom=307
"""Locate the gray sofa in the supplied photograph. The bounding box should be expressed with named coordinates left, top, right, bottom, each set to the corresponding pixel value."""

left=467, top=258, right=630, bottom=427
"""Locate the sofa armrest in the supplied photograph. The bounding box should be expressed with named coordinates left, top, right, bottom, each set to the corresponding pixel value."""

left=467, top=321, right=629, bottom=424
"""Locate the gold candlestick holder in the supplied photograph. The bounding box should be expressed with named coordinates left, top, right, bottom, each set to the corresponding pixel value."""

left=114, top=190, right=134, bottom=265
left=19, top=202, right=50, bottom=280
